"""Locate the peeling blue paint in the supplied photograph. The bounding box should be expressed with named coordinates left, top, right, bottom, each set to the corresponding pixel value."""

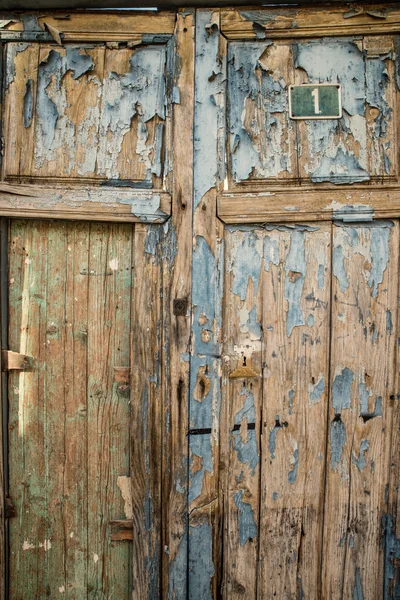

left=232, top=389, right=259, bottom=475
left=354, top=567, right=364, bottom=600
left=189, top=434, right=213, bottom=505
left=269, top=416, right=286, bottom=459
left=169, top=535, right=187, bottom=600
left=384, top=513, right=400, bottom=599
left=352, top=439, right=369, bottom=472
left=368, top=225, right=391, bottom=298
left=231, top=233, right=261, bottom=300
left=23, top=78, right=33, bottom=128
left=309, top=375, right=325, bottom=404
left=333, top=245, right=349, bottom=293
left=263, top=235, right=280, bottom=271
left=234, top=490, right=257, bottom=546
left=288, top=389, right=295, bottom=415
left=332, top=367, right=354, bottom=413
left=330, top=418, right=347, bottom=469
left=288, top=448, right=299, bottom=484
left=272, top=492, right=278, bottom=501
left=189, top=523, right=214, bottom=600
left=358, top=382, right=382, bottom=421
left=284, top=230, right=306, bottom=336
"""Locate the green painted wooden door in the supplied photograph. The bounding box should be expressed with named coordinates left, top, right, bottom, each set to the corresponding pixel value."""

left=7, top=220, right=133, bottom=598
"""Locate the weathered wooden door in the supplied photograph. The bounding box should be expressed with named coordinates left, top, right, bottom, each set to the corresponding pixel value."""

left=0, top=9, right=193, bottom=599
left=2, top=5, right=400, bottom=600
left=188, top=6, right=400, bottom=600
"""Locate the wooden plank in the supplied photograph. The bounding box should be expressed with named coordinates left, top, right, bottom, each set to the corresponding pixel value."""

left=62, top=222, right=90, bottom=595
left=257, top=223, right=331, bottom=598
left=189, top=9, right=226, bottom=599
left=221, top=4, right=400, bottom=40
left=0, top=0, right=385, bottom=9
left=162, top=10, right=194, bottom=600
left=8, top=221, right=48, bottom=597
left=221, top=227, right=263, bottom=598
left=130, top=224, right=163, bottom=598
left=217, top=187, right=400, bottom=224
left=322, top=221, right=398, bottom=599
left=1, top=350, right=33, bottom=370
left=86, top=222, right=132, bottom=599
left=3, top=12, right=176, bottom=37
left=0, top=185, right=171, bottom=223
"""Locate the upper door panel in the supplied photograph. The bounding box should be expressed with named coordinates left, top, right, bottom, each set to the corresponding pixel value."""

left=228, top=36, right=396, bottom=186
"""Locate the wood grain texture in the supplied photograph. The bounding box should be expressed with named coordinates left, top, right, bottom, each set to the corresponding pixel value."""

left=162, top=10, right=194, bottom=600
left=189, top=10, right=226, bottom=599
left=131, top=223, right=163, bottom=599
left=323, top=221, right=398, bottom=599
left=218, top=188, right=400, bottom=224
left=221, top=227, right=263, bottom=599
left=221, top=4, right=400, bottom=40
left=8, top=221, right=132, bottom=598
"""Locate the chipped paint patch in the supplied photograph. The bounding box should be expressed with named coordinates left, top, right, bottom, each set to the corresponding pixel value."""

left=117, top=475, right=133, bottom=519
left=169, top=534, right=187, bottom=600
left=284, top=230, right=306, bottom=336
left=352, top=439, right=369, bottom=472
left=232, top=388, right=259, bottom=475
left=354, top=567, right=365, bottom=600
left=288, top=438, right=299, bottom=484
left=234, top=490, right=257, bottom=545
left=330, top=417, right=347, bottom=470
left=308, top=374, right=325, bottom=405
left=188, top=523, right=214, bottom=600
left=332, top=367, right=353, bottom=413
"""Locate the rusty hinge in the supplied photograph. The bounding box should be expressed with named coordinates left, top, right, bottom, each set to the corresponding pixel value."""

left=2, top=350, right=34, bottom=371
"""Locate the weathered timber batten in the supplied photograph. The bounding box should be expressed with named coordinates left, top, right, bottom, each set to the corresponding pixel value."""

left=0, top=4, right=400, bottom=600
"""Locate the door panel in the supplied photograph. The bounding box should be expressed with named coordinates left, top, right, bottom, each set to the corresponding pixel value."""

left=8, top=220, right=133, bottom=598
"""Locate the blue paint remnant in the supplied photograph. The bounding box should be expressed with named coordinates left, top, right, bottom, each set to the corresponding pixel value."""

left=307, top=313, right=315, bottom=327
left=349, top=535, right=355, bottom=548
left=383, top=513, right=400, bottom=599
left=228, top=41, right=292, bottom=181
left=330, top=417, right=347, bottom=470
left=352, top=440, right=369, bottom=472
left=358, top=382, right=383, bottom=422
left=366, top=54, right=393, bottom=176
left=234, top=490, right=257, bottom=546
left=297, top=576, right=304, bottom=600
left=269, top=416, right=287, bottom=459
left=332, top=367, right=354, bottom=413
left=232, top=388, right=259, bottom=475
left=147, top=541, right=160, bottom=600
left=368, top=225, right=391, bottom=298
left=354, top=568, right=364, bottom=600
left=309, top=375, right=325, bottom=404
left=231, top=233, right=261, bottom=300
left=272, top=492, right=278, bottom=501
left=288, top=448, right=299, bottom=484
left=194, top=11, right=226, bottom=205
left=189, top=434, right=213, bottom=504
left=318, top=264, right=325, bottom=289
left=288, top=389, right=295, bottom=415
left=284, top=230, right=306, bottom=336
left=23, top=79, right=33, bottom=128
left=169, top=534, right=187, bottom=600
left=189, top=523, right=214, bottom=600
left=246, top=305, right=262, bottom=340
left=339, top=533, right=346, bottom=547
left=333, top=245, right=349, bottom=293
left=294, top=40, right=370, bottom=184
left=263, top=235, right=280, bottom=271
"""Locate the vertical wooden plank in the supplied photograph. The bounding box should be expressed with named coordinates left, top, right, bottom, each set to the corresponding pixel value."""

left=63, top=222, right=90, bottom=595
left=190, top=9, right=226, bottom=599
left=258, top=224, right=331, bottom=599
left=0, top=218, right=7, bottom=600
left=3, top=43, right=40, bottom=178
left=323, top=221, right=398, bottom=600
left=221, top=227, right=263, bottom=599
left=130, top=223, right=163, bottom=599
left=8, top=221, right=48, bottom=598
left=86, top=222, right=132, bottom=599
left=163, top=9, right=194, bottom=600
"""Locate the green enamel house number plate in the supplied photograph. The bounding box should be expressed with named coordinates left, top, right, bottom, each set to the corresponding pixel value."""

left=289, top=84, right=342, bottom=120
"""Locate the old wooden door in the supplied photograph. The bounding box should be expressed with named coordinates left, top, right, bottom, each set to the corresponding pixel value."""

left=188, top=5, right=400, bottom=600
left=0, top=9, right=193, bottom=599
left=2, top=5, right=400, bottom=600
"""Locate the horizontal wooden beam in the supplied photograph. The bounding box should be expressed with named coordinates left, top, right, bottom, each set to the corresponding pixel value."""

left=0, top=184, right=171, bottom=223
left=2, top=350, right=34, bottom=371
left=0, top=0, right=381, bottom=8
left=217, top=187, right=400, bottom=224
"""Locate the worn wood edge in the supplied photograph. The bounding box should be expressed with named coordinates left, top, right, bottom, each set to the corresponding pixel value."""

left=220, top=3, right=400, bottom=39
left=0, top=186, right=171, bottom=222
left=1, top=350, right=33, bottom=371
left=217, top=188, right=400, bottom=223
